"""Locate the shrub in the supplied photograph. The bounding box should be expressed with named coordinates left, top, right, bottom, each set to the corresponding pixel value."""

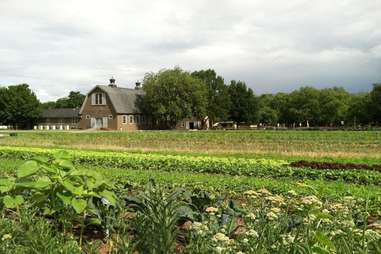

left=0, top=152, right=118, bottom=245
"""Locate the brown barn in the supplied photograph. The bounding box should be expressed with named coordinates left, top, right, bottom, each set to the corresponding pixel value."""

left=79, top=78, right=151, bottom=130
left=40, top=108, right=80, bottom=129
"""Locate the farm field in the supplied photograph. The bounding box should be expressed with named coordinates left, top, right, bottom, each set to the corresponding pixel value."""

left=0, top=131, right=380, bottom=253
left=0, top=130, right=381, bottom=162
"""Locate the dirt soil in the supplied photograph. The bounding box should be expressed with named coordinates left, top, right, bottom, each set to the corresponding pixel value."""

left=290, top=160, right=381, bottom=172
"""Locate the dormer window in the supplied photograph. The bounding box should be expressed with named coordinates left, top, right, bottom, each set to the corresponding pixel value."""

left=92, top=93, right=106, bottom=105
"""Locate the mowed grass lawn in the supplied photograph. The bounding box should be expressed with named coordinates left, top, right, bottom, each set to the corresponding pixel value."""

left=0, top=130, right=380, bottom=162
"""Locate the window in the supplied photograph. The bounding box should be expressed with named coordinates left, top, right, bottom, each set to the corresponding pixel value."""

left=86, top=115, right=90, bottom=119
left=92, top=93, right=105, bottom=105
left=141, top=116, right=145, bottom=123
left=122, top=115, right=127, bottom=124
left=108, top=115, right=113, bottom=120
left=129, top=115, right=133, bottom=123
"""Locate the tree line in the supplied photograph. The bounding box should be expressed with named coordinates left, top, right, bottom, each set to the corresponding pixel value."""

left=0, top=67, right=380, bottom=129
left=0, top=85, right=85, bottom=129
left=142, top=67, right=381, bottom=128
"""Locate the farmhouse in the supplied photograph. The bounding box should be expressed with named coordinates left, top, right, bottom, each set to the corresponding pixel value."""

left=79, top=78, right=152, bottom=130
left=36, top=78, right=206, bottom=131
left=70, top=78, right=204, bottom=131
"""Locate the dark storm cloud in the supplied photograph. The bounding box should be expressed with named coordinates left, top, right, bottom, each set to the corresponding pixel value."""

left=0, top=0, right=380, bottom=101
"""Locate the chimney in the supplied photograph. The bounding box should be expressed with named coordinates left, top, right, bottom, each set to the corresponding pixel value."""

left=135, top=81, right=142, bottom=90
left=109, top=77, right=117, bottom=88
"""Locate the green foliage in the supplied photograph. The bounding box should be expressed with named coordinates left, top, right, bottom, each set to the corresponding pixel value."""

left=1, top=146, right=380, bottom=186
left=128, top=183, right=190, bottom=254
left=0, top=152, right=117, bottom=229
left=228, top=80, right=258, bottom=123
left=369, top=83, right=381, bottom=124
left=0, top=84, right=41, bottom=129
left=0, top=209, right=82, bottom=254
left=142, top=67, right=208, bottom=128
left=257, top=85, right=380, bottom=127
left=55, top=91, right=85, bottom=108
left=192, top=69, right=232, bottom=122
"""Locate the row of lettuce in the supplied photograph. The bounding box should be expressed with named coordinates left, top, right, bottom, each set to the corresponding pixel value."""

left=0, top=153, right=380, bottom=253
left=0, top=146, right=380, bottom=186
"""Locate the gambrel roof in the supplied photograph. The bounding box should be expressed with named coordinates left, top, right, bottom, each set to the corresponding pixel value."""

left=80, top=85, right=145, bottom=114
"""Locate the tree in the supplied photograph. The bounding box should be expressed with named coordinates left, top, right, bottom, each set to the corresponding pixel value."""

left=40, top=101, right=57, bottom=111
left=257, top=94, right=281, bottom=125
left=191, top=69, right=231, bottom=123
left=228, top=80, right=258, bottom=123
left=0, top=84, right=41, bottom=129
left=346, top=93, right=371, bottom=126
left=369, top=83, right=381, bottom=124
left=55, top=91, right=85, bottom=108
left=286, top=87, right=321, bottom=126
left=319, top=87, right=351, bottom=126
left=142, top=68, right=208, bottom=129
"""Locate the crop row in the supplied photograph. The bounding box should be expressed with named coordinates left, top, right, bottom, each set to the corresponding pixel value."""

left=0, top=146, right=380, bottom=185
left=1, top=158, right=381, bottom=201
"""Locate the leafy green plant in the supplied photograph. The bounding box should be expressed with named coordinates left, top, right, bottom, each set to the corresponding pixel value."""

left=127, top=181, right=192, bottom=254
left=0, top=208, right=82, bottom=254
left=0, top=152, right=118, bottom=245
left=1, top=146, right=380, bottom=186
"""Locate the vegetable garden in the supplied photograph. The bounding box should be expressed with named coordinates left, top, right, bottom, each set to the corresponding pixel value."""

left=0, top=131, right=380, bottom=253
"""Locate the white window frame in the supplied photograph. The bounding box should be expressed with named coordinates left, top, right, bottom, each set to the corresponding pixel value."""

left=92, top=93, right=106, bottom=105
left=129, top=115, right=133, bottom=124
left=122, top=115, right=127, bottom=124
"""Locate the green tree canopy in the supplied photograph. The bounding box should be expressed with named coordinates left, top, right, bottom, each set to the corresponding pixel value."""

left=369, top=83, right=381, bottom=124
left=319, top=87, right=351, bottom=126
left=228, top=80, right=258, bottom=123
left=55, top=91, right=85, bottom=108
left=142, top=68, right=208, bottom=129
left=191, top=69, right=231, bottom=123
left=346, top=93, right=371, bottom=126
left=0, top=84, right=41, bottom=129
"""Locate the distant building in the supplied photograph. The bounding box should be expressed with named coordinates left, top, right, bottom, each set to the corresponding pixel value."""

left=79, top=78, right=152, bottom=130
left=35, top=78, right=206, bottom=131
left=40, top=108, right=80, bottom=129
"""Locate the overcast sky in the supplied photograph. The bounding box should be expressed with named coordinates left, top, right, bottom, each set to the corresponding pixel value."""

left=0, top=0, right=380, bottom=101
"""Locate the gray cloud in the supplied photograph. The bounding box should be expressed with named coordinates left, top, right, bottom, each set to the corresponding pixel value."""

left=0, top=0, right=380, bottom=101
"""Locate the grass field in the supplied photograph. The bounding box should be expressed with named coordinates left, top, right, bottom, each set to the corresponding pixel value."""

left=0, top=130, right=380, bottom=253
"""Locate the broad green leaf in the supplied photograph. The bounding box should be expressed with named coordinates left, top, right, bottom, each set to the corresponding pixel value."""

left=57, top=192, right=72, bottom=206
left=99, top=190, right=117, bottom=206
left=62, top=180, right=84, bottom=195
left=41, top=165, right=58, bottom=174
left=86, top=177, right=104, bottom=190
left=71, top=198, right=87, bottom=214
left=16, top=177, right=51, bottom=189
left=56, top=159, right=74, bottom=171
left=17, top=161, right=39, bottom=178
left=0, top=178, right=15, bottom=193
left=33, top=156, right=50, bottom=163
left=3, top=195, right=24, bottom=208
left=14, top=195, right=24, bottom=206
left=54, top=151, right=71, bottom=160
